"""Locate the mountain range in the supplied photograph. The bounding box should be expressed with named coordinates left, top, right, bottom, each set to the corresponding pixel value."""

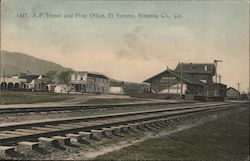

left=1, top=50, right=72, bottom=76
left=0, top=50, right=145, bottom=88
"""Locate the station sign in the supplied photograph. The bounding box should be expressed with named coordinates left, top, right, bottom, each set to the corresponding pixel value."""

left=161, top=77, right=176, bottom=80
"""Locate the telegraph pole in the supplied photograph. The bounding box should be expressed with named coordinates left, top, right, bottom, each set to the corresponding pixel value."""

left=180, top=62, right=183, bottom=100
left=237, top=83, right=240, bottom=100
left=0, top=1, right=2, bottom=94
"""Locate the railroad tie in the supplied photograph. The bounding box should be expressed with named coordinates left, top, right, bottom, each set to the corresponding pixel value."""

left=155, top=120, right=166, bottom=127
left=162, top=119, right=171, bottom=124
left=32, top=127, right=56, bottom=132
left=135, top=123, right=147, bottom=130
left=149, top=121, right=162, bottom=129
left=0, top=133, right=19, bottom=138
left=127, top=123, right=137, bottom=129
left=110, top=126, right=121, bottom=133
left=45, top=125, right=65, bottom=129
left=2, top=130, right=29, bottom=136
left=76, top=122, right=100, bottom=126
left=78, top=132, right=92, bottom=139
left=102, top=128, right=115, bottom=136
left=159, top=120, right=168, bottom=126
left=90, top=129, right=104, bottom=139
left=143, top=122, right=155, bottom=130
left=18, top=141, right=39, bottom=150
left=159, top=119, right=169, bottom=124
left=65, top=133, right=82, bottom=143
left=57, top=124, right=83, bottom=128
left=51, top=136, right=71, bottom=145
left=38, top=137, right=59, bottom=146
left=118, top=125, right=130, bottom=132
left=144, top=121, right=156, bottom=128
left=145, top=122, right=155, bottom=129
left=15, top=129, right=41, bottom=134
left=0, top=146, right=15, bottom=155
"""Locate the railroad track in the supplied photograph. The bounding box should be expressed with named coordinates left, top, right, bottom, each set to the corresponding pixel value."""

left=0, top=101, right=193, bottom=114
left=0, top=102, right=247, bottom=155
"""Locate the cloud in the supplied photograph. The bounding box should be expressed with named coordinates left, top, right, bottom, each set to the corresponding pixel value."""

left=114, top=25, right=197, bottom=61
left=115, top=26, right=149, bottom=60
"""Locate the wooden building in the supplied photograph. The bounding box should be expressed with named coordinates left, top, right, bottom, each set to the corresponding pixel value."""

left=54, top=84, right=70, bottom=93
left=18, top=74, right=49, bottom=91
left=226, top=87, right=240, bottom=100
left=174, top=63, right=215, bottom=83
left=70, top=71, right=110, bottom=93
left=144, top=68, right=204, bottom=95
left=0, top=77, right=26, bottom=90
left=143, top=63, right=226, bottom=100
left=0, top=74, right=49, bottom=91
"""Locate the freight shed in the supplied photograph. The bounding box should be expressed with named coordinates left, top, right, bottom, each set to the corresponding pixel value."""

left=226, top=87, right=240, bottom=100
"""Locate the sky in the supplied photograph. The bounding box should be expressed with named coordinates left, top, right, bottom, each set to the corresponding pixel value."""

left=1, top=0, right=249, bottom=92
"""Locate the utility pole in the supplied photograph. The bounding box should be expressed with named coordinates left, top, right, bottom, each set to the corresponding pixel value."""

left=237, top=83, right=240, bottom=100
left=3, top=68, right=5, bottom=82
left=180, top=62, right=183, bottom=100
left=0, top=2, right=2, bottom=93
left=214, top=60, right=223, bottom=83
left=0, top=14, right=1, bottom=93
left=3, top=68, right=5, bottom=91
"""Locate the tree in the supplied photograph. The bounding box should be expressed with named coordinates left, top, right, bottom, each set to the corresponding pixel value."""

left=57, top=70, right=72, bottom=84
left=57, top=70, right=73, bottom=94
left=45, top=71, right=57, bottom=92
left=45, top=71, right=57, bottom=83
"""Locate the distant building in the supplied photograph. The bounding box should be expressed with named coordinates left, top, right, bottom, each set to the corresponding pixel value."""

left=226, top=87, right=240, bottom=100
left=70, top=71, right=110, bottom=93
left=143, top=63, right=226, bottom=100
left=240, top=92, right=249, bottom=100
left=14, top=74, right=49, bottom=91
left=109, top=80, right=125, bottom=95
left=109, top=86, right=125, bottom=95
left=0, top=73, right=49, bottom=91
left=0, top=77, right=27, bottom=90
left=54, top=84, right=70, bottom=93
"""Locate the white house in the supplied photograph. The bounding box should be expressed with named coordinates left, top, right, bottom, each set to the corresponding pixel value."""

left=54, top=84, right=70, bottom=93
left=109, top=86, right=125, bottom=95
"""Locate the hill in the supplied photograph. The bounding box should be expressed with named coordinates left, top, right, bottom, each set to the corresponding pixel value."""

left=0, top=50, right=72, bottom=76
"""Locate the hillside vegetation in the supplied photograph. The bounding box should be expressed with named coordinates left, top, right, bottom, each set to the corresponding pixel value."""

left=1, top=50, right=72, bottom=76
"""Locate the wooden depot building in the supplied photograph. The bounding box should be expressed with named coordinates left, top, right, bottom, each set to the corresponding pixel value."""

left=143, top=63, right=226, bottom=101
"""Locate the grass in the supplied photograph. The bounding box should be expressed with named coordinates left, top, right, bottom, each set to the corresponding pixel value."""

left=97, top=107, right=249, bottom=161
left=0, top=91, right=143, bottom=105
left=82, top=98, right=143, bottom=104
left=0, top=91, right=76, bottom=105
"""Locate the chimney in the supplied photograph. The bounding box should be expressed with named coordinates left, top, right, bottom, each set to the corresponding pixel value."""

left=205, top=65, right=207, bottom=71
left=190, top=63, right=192, bottom=70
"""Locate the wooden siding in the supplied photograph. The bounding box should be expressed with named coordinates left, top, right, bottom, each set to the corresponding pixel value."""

left=227, top=88, right=239, bottom=99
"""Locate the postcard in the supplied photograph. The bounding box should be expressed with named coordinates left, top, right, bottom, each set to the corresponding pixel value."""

left=0, top=0, right=249, bottom=160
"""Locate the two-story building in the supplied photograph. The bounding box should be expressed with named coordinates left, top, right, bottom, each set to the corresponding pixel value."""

left=143, top=62, right=226, bottom=100
left=70, top=71, right=110, bottom=93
